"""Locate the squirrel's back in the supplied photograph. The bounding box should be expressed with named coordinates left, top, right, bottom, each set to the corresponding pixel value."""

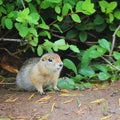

left=16, top=53, right=63, bottom=95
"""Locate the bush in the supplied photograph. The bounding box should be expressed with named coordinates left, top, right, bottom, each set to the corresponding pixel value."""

left=1, top=0, right=120, bottom=89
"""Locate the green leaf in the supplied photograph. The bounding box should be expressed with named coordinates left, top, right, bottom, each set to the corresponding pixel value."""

left=82, top=0, right=95, bottom=15
left=5, top=18, right=13, bottom=29
left=40, top=1, right=54, bottom=9
left=16, top=8, right=30, bottom=23
left=43, top=40, right=53, bottom=52
left=62, top=4, right=69, bottom=15
left=37, top=45, right=43, bottom=56
left=53, top=39, right=69, bottom=51
left=69, top=45, right=80, bottom=53
left=107, top=13, right=114, bottom=23
left=89, top=46, right=106, bottom=58
left=81, top=45, right=97, bottom=67
left=106, top=2, right=117, bottom=14
left=96, top=46, right=107, bottom=55
left=0, top=6, right=7, bottom=14
left=95, top=23, right=107, bottom=32
left=40, top=31, right=51, bottom=39
left=98, top=39, right=110, bottom=52
left=0, top=0, right=3, bottom=5
left=29, top=3, right=38, bottom=13
left=15, top=23, right=29, bottom=37
left=79, top=31, right=88, bottom=42
left=71, top=14, right=81, bottom=23
left=45, top=0, right=62, bottom=4
left=116, top=30, right=120, bottom=37
left=79, top=82, right=92, bottom=90
left=8, top=11, right=17, bottom=19
left=94, top=64, right=108, bottom=72
left=94, top=15, right=104, bottom=25
left=54, top=39, right=65, bottom=46
left=98, top=72, right=111, bottom=81
left=99, top=1, right=117, bottom=14
left=114, top=59, right=120, bottom=69
left=25, top=0, right=32, bottom=2
left=53, top=24, right=63, bottom=33
left=89, top=49, right=101, bottom=58
left=29, top=37, right=38, bottom=47
left=99, top=1, right=108, bottom=13
left=55, top=6, right=61, bottom=14
left=57, top=15, right=63, bottom=22
left=29, top=27, right=38, bottom=37
left=114, top=10, right=120, bottom=20
left=29, top=12, right=40, bottom=25
left=6, top=3, right=14, bottom=13
left=63, top=59, right=77, bottom=75
left=58, top=77, right=75, bottom=90
left=72, top=74, right=83, bottom=82
left=66, top=30, right=78, bottom=39
left=113, top=51, right=120, bottom=60
left=76, top=1, right=83, bottom=12
left=79, top=66, right=95, bottom=78
left=1, top=16, right=6, bottom=28
left=38, top=19, right=49, bottom=30
left=38, top=23, right=49, bottom=30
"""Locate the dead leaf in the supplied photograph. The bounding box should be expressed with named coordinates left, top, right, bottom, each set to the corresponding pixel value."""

left=118, top=98, right=120, bottom=106
left=60, top=89, right=69, bottom=93
left=36, top=95, right=51, bottom=103
left=91, top=98, right=106, bottom=104
left=1, top=63, right=18, bottom=73
left=77, top=98, right=81, bottom=108
left=39, top=114, right=49, bottom=120
left=0, top=118, right=11, bottom=120
left=63, top=99, right=73, bottom=104
left=28, top=93, right=35, bottom=100
left=101, top=114, right=112, bottom=120
left=59, top=93, right=83, bottom=97
left=5, top=97, right=18, bottom=102
left=51, top=103, right=56, bottom=112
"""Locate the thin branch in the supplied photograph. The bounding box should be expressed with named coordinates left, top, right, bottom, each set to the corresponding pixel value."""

left=0, top=83, right=15, bottom=85
left=109, top=25, right=120, bottom=56
left=101, top=56, right=120, bottom=71
left=51, top=33, right=78, bottom=42
left=0, top=48, right=19, bottom=58
left=0, top=38, right=28, bottom=42
left=20, top=0, right=26, bottom=9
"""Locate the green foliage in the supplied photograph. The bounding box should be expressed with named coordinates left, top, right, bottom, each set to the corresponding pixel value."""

left=63, top=59, right=77, bottom=75
left=1, top=0, right=120, bottom=90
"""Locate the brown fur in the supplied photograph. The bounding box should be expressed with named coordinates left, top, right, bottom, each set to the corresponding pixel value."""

left=16, top=53, right=63, bottom=95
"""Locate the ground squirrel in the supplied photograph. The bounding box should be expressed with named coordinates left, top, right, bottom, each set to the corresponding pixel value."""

left=16, top=53, right=63, bottom=95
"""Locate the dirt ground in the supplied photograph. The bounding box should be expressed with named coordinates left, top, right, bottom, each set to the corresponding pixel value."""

left=0, top=81, right=120, bottom=120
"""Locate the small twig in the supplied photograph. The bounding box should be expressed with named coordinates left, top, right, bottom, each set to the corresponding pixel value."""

left=0, top=83, right=15, bottom=85
left=0, top=38, right=28, bottom=42
left=20, top=0, right=26, bottom=9
left=87, top=32, right=98, bottom=39
left=109, top=25, right=120, bottom=56
left=101, top=56, right=120, bottom=71
left=0, top=48, right=19, bottom=58
left=51, top=33, right=78, bottom=42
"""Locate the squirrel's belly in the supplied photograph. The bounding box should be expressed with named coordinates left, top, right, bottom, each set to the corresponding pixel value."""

left=16, top=68, right=36, bottom=91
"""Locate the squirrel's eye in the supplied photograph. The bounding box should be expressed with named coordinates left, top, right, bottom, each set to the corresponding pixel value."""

left=48, top=58, right=53, bottom=62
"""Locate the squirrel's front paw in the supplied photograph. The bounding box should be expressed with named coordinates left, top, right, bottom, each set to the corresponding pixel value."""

left=38, top=91, right=46, bottom=95
left=54, top=88, right=60, bottom=93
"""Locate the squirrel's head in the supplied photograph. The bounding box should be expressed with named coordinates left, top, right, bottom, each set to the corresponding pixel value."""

left=39, top=53, right=63, bottom=74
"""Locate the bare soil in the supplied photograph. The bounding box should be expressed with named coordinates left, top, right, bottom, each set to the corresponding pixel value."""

left=0, top=81, right=120, bottom=120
